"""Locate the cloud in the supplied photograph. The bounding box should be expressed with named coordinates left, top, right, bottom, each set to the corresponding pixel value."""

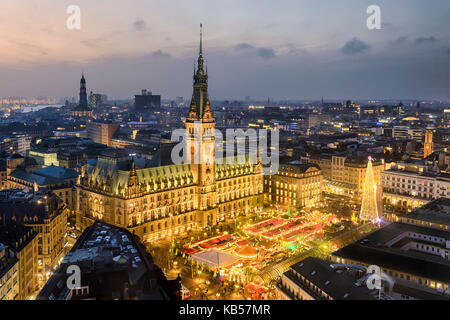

left=133, top=19, right=147, bottom=31
left=151, top=50, right=171, bottom=58
left=341, top=37, right=370, bottom=55
left=41, top=27, right=54, bottom=34
left=235, top=43, right=254, bottom=51
left=81, top=37, right=109, bottom=49
left=258, top=48, right=276, bottom=59
left=11, top=40, right=48, bottom=55
left=280, top=44, right=308, bottom=56
left=234, top=43, right=276, bottom=59
left=415, top=36, right=439, bottom=45
left=393, top=36, right=409, bottom=45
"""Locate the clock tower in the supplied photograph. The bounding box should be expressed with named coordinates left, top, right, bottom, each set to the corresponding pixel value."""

left=185, top=24, right=217, bottom=229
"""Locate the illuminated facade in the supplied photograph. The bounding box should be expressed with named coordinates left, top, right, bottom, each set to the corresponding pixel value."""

left=76, top=27, right=264, bottom=240
left=0, top=242, right=19, bottom=300
left=305, top=154, right=384, bottom=199
left=0, top=223, right=38, bottom=300
left=28, top=149, right=59, bottom=167
left=264, top=162, right=323, bottom=208
left=87, top=121, right=120, bottom=147
left=0, top=189, right=68, bottom=285
left=423, top=129, right=434, bottom=159
left=381, top=162, right=450, bottom=213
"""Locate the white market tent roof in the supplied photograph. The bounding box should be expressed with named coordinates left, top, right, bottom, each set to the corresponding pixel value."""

left=191, top=249, right=240, bottom=268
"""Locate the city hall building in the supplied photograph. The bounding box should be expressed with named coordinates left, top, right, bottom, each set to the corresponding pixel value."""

left=75, top=29, right=264, bottom=241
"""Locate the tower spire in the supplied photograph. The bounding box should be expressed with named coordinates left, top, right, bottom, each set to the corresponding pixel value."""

left=79, top=72, right=88, bottom=108
left=197, top=23, right=205, bottom=73
left=199, top=23, right=203, bottom=56
left=186, top=23, right=213, bottom=122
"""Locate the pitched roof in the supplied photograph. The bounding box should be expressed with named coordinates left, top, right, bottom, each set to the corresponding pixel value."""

left=35, top=165, right=79, bottom=180
left=9, top=170, right=59, bottom=186
left=0, top=223, right=38, bottom=252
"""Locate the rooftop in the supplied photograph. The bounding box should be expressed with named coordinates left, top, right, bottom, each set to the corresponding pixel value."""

left=10, top=165, right=78, bottom=187
left=332, top=220, right=450, bottom=285
left=37, top=221, right=177, bottom=300
left=278, top=162, right=321, bottom=174
left=405, top=198, right=450, bottom=226
left=34, top=165, right=79, bottom=180
left=0, top=243, right=18, bottom=279
left=0, top=188, right=65, bottom=224
left=286, top=257, right=376, bottom=300
left=0, top=222, right=38, bottom=252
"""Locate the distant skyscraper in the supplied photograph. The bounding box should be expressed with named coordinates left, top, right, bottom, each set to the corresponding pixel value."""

left=134, top=89, right=161, bottom=111
left=360, top=156, right=379, bottom=222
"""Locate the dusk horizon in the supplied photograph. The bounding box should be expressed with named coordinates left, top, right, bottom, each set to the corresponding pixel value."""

left=0, top=0, right=450, bottom=310
left=1, top=0, right=450, bottom=101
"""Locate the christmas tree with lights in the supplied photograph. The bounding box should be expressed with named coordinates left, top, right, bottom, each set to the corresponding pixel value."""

left=360, top=156, right=379, bottom=222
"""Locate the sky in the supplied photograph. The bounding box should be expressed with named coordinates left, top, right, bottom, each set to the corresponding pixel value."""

left=0, top=0, right=449, bottom=101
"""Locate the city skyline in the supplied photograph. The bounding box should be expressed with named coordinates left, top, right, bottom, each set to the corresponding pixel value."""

left=0, top=2, right=449, bottom=303
left=0, top=0, right=450, bottom=100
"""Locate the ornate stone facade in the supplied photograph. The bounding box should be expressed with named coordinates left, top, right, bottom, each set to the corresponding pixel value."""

left=75, top=28, right=264, bottom=240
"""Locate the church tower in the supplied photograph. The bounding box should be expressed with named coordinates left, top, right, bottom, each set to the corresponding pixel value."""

left=72, top=73, right=93, bottom=117
left=185, top=24, right=217, bottom=229
left=423, top=129, right=434, bottom=159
